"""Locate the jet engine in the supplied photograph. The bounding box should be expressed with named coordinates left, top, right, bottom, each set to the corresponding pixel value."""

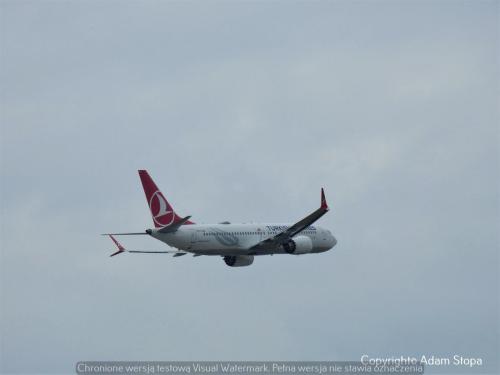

left=223, top=255, right=254, bottom=267
left=281, top=235, right=313, bottom=255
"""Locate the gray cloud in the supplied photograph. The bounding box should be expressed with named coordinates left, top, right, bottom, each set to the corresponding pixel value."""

left=1, top=1, right=498, bottom=374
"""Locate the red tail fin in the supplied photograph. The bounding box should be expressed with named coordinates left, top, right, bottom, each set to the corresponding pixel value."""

left=138, top=170, right=194, bottom=228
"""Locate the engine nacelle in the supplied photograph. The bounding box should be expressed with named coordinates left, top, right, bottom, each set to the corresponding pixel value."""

left=281, top=235, right=313, bottom=255
left=223, top=255, right=254, bottom=267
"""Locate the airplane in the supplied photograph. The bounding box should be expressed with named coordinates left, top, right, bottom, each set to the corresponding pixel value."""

left=103, top=170, right=337, bottom=267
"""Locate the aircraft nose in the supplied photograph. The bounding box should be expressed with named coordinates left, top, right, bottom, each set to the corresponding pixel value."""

left=331, top=235, right=337, bottom=248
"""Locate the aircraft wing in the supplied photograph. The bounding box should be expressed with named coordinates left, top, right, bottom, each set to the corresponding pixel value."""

left=107, top=235, right=188, bottom=257
left=248, top=188, right=329, bottom=254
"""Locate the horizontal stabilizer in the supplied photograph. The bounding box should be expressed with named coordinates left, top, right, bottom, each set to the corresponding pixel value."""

left=128, top=250, right=173, bottom=254
left=101, top=232, right=148, bottom=236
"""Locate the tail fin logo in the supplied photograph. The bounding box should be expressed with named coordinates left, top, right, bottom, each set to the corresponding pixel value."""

left=150, top=190, right=174, bottom=226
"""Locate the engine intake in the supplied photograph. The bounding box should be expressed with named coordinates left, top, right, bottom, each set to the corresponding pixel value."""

left=282, top=236, right=313, bottom=255
left=223, top=255, right=254, bottom=267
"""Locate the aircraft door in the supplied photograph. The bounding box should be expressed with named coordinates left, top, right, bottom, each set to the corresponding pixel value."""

left=258, top=227, right=264, bottom=241
left=190, top=230, right=205, bottom=248
left=190, top=230, right=198, bottom=244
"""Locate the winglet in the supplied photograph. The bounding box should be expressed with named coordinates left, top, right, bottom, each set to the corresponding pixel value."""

left=109, top=235, right=126, bottom=257
left=321, top=188, right=329, bottom=210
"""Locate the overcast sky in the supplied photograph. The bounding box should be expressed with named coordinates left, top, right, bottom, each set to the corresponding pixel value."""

left=0, top=1, right=498, bottom=374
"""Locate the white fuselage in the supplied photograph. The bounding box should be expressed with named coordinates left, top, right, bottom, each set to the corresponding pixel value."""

left=149, top=223, right=337, bottom=256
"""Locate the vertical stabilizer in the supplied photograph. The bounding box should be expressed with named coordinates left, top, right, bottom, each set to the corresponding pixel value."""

left=138, top=170, right=194, bottom=228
